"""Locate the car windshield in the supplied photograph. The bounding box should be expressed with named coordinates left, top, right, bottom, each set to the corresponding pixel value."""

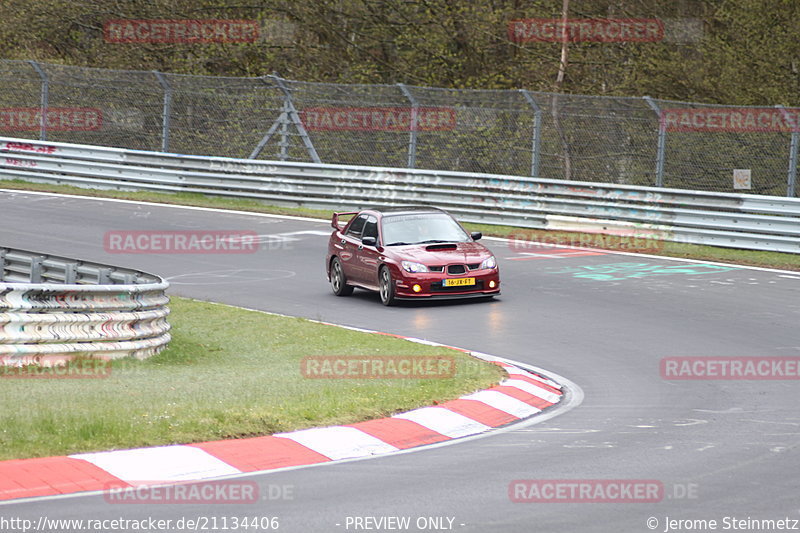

left=381, top=213, right=469, bottom=245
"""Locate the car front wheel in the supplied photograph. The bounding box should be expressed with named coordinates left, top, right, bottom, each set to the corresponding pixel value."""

left=330, top=257, right=354, bottom=296
left=379, top=266, right=396, bottom=306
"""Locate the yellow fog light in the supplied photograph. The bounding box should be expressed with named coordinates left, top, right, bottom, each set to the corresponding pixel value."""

left=412, top=284, right=422, bottom=293
left=489, top=280, right=497, bottom=289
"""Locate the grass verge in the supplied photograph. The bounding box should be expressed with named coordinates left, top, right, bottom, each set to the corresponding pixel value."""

left=2, top=178, right=798, bottom=271
left=0, top=297, right=505, bottom=460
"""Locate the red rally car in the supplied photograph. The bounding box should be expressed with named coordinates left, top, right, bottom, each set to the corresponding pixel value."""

left=326, top=206, right=500, bottom=306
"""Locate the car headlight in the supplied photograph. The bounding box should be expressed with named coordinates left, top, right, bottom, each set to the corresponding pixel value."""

left=401, top=261, right=429, bottom=273
left=480, top=256, right=497, bottom=269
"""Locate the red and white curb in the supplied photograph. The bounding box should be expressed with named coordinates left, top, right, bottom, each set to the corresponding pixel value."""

left=0, top=324, right=564, bottom=503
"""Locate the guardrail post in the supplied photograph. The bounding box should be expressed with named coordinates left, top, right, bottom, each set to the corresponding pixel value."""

left=28, top=60, right=49, bottom=141
left=397, top=83, right=419, bottom=169
left=644, top=96, right=666, bottom=187
left=153, top=71, right=172, bottom=152
left=0, top=249, right=6, bottom=281
left=777, top=105, right=798, bottom=197
left=63, top=262, right=78, bottom=284
left=98, top=268, right=112, bottom=285
left=520, top=89, right=542, bottom=177
left=251, top=75, right=321, bottom=163
left=30, top=256, right=44, bottom=283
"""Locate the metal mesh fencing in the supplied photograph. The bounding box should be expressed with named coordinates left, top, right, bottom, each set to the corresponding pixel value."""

left=653, top=98, right=796, bottom=197
left=280, top=80, right=411, bottom=167
left=0, top=59, right=796, bottom=197
left=535, top=92, right=659, bottom=187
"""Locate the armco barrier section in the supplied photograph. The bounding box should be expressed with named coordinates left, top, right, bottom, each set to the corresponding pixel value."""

left=0, top=246, right=170, bottom=362
left=0, top=137, right=799, bottom=254
left=1, top=59, right=797, bottom=197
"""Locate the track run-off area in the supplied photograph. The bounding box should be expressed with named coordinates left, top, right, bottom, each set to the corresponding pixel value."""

left=1, top=189, right=799, bottom=533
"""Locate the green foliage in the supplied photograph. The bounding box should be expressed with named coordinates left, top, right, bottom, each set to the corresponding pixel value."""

left=1, top=1, right=797, bottom=196
left=0, top=0, right=797, bottom=104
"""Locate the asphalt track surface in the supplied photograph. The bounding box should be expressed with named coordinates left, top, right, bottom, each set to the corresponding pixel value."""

left=2, top=190, right=799, bottom=533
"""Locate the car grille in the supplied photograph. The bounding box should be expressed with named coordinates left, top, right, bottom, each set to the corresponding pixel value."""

left=429, top=266, right=444, bottom=272
left=467, top=263, right=481, bottom=270
left=447, top=264, right=466, bottom=275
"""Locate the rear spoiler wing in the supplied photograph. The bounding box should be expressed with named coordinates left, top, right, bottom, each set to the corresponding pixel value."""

left=331, top=211, right=359, bottom=230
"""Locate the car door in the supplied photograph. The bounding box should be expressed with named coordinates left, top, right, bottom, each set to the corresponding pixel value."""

left=339, top=214, right=367, bottom=282
left=357, top=215, right=381, bottom=289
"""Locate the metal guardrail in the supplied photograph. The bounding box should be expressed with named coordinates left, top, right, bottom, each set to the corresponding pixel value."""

left=1, top=137, right=799, bottom=254
left=0, top=245, right=171, bottom=363
left=2, top=59, right=798, bottom=198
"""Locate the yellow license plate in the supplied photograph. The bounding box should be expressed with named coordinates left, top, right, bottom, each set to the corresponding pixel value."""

left=443, top=277, right=476, bottom=287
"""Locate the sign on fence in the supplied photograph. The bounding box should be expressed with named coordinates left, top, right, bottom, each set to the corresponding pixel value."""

left=733, top=169, right=751, bottom=190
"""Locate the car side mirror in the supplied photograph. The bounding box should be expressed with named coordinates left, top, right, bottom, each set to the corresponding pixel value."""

left=471, top=232, right=482, bottom=241
left=362, top=236, right=377, bottom=247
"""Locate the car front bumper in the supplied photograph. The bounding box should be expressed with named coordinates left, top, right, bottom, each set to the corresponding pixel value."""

left=393, top=269, right=500, bottom=299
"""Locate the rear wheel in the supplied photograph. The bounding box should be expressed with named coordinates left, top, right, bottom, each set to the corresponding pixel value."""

left=379, top=266, right=396, bottom=306
left=330, top=257, right=353, bottom=296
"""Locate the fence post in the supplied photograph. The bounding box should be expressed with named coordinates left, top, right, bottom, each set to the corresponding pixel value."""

left=278, top=97, right=290, bottom=161
left=28, top=60, right=49, bottom=141
left=777, top=105, right=798, bottom=197
left=643, top=96, right=666, bottom=187
left=253, top=75, right=320, bottom=163
left=789, top=128, right=799, bottom=197
left=397, top=83, right=418, bottom=169
left=271, top=76, right=292, bottom=160
left=153, top=71, right=172, bottom=152
left=520, top=89, right=542, bottom=177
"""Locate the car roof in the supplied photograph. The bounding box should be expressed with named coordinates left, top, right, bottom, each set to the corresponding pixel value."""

left=364, top=206, right=448, bottom=217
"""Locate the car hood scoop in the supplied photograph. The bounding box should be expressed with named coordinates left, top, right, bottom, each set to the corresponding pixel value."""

left=425, top=243, right=458, bottom=251
left=398, top=241, right=487, bottom=263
